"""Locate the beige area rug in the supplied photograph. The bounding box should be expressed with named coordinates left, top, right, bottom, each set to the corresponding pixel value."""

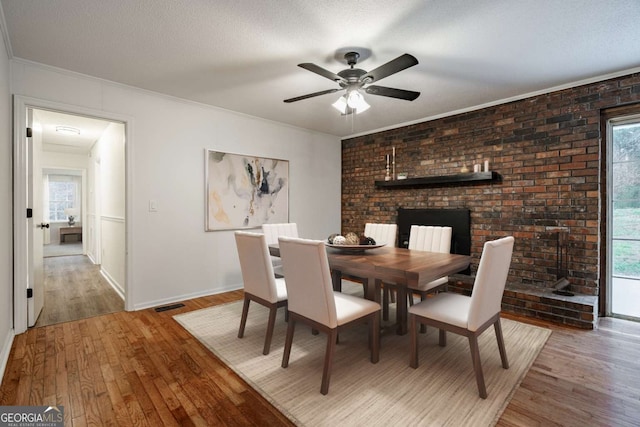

left=174, top=284, right=551, bottom=427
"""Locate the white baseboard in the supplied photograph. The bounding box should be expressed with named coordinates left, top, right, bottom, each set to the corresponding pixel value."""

left=100, top=268, right=125, bottom=301
left=133, top=283, right=242, bottom=311
left=0, top=328, right=15, bottom=386
left=87, top=252, right=97, bottom=265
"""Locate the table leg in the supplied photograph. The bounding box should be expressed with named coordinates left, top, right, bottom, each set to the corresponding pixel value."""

left=331, top=270, right=342, bottom=292
left=396, top=286, right=408, bottom=335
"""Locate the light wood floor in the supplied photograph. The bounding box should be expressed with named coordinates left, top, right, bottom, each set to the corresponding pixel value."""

left=35, top=255, right=124, bottom=328
left=1, top=263, right=639, bottom=425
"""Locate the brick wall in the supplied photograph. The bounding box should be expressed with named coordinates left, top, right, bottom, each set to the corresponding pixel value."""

left=342, top=72, right=640, bottom=302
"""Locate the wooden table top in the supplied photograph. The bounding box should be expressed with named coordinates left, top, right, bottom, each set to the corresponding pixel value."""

left=269, top=244, right=471, bottom=288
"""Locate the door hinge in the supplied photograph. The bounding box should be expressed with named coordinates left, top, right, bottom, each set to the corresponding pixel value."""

left=26, top=127, right=32, bottom=138
left=26, top=208, right=32, bottom=218
left=27, top=288, right=33, bottom=298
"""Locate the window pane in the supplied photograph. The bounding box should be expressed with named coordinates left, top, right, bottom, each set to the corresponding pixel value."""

left=48, top=179, right=77, bottom=221
left=612, top=123, right=640, bottom=162
left=612, top=239, right=640, bottom=278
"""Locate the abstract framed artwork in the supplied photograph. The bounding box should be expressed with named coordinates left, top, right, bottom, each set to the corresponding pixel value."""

left=205, top=150, right=289, bottom=231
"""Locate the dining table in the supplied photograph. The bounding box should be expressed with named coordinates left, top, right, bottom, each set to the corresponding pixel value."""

left=269, top=244, right=471, bottom=335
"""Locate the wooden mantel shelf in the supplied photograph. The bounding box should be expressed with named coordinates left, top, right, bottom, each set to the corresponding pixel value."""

left=375, top=171, right=500, bottom=188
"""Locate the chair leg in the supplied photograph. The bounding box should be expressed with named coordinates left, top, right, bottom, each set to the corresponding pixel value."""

left=494, top=317, right=510, bottom=369
left=263, top=306, right=278, bottom=355
left=238, top=297, right=250, bottom=338
left=409, top=313, right=419, bottom=368
left=382, top=287, right=390, bottom=321
left=370, top=312, right=380, bottom=363
left=321, top=329, right=338, bottom=395
left=419, top=292, right=427, bottom=333
left=281, top=318, right=296, bottom=368
left=468, top=334, right=487, bottom=399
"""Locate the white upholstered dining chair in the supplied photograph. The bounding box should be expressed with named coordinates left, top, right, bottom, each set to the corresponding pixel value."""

left=407, top=225, right=453, bottom=305
left=235, top=231, right=288, bottom=355
left=262, top=223, right=299, bottom=276
left=408, top=236, right=515, bottom=398
left=278, top=236, right=381, bottom=395
left=364, top=223, right=397, bottom=247
left=360, top=223, right=397, bottom=315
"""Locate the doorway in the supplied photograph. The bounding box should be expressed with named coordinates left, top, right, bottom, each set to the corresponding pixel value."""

left=34, top=109, right=125, bottom=327
left=13, top=96, right=130, bottom=334
left=607, top=114, right=640, bottom=320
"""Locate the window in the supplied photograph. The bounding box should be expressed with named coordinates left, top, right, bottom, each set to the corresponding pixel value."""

left=608, top=114, right=640, bottom=319
left=48, top=175, right=78, bottom=222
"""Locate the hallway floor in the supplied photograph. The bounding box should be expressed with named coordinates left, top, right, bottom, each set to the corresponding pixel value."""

left=34, top=255, right=124, bottom=328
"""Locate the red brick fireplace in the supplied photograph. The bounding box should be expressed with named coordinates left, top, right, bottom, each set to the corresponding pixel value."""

left=341, top=72, right=640, bottom=328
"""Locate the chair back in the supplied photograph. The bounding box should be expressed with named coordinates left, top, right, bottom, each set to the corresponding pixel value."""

left=262, top=223, right=299, bottom=245
left=364, top=223, right=397, bottom=247
left=234, top=231, right=280, bottom=303
left=278, top=236, right=338, bottom=328
left=408, top=225, right=452, bottom=253
left=468, top=236, right=515, bottom=331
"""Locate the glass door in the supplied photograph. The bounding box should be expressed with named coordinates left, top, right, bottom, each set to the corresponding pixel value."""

left=608, top=116, right=640, bottom=319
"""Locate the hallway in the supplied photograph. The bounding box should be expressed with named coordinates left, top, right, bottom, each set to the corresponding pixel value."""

left=34, top=255, right=123, bottom=328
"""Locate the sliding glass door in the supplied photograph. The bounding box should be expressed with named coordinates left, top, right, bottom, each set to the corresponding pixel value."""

left=608, top=116, right=640, bottom=320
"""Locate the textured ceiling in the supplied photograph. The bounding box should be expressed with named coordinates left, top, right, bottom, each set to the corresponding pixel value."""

left=2, top=0, right=640, bottom=138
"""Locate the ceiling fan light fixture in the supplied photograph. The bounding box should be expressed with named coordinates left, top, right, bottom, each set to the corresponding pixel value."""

left=55, top=125, right=80, bottom=136
left=332, top=95, right=348, bottom=114
left=332, top=90, right=370, bottom=115
left=346, top=90, right=370, bottom=114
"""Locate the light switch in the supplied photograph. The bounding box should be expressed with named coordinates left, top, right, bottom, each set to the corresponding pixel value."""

left=149, top=199, right=158, bottom=212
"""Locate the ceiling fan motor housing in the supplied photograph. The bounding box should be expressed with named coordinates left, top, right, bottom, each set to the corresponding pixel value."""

left=339, top=52, right=370, bottom=88
left=338, top=68, right=367, bottom=88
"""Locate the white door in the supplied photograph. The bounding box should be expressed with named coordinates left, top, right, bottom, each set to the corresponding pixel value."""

left=27, top=108, right=45, bottom=326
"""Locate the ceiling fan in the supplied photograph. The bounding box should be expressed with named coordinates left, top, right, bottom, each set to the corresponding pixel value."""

left=284, top=51, right=420, bottom=114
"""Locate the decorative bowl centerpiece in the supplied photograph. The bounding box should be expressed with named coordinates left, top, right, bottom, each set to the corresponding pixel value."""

left=326, top=232, right=385, bottom=253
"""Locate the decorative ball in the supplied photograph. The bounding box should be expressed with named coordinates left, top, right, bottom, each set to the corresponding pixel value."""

left=360, top=235, right=376, bottom=245
left=327, top=233, right=338, bottom=244
left=345, top=232, right=359, bottom=245
left=332, top=235, right=346, bottom=245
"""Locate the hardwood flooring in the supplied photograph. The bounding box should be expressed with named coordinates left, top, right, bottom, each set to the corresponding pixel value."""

left=35, top=255, right=124, bottom=328
left=2, top=270, right=640, bottom=425
left=43, top=242, right=83, bottom=258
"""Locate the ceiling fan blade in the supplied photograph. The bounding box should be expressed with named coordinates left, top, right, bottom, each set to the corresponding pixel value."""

left=298, top=63, right=345, bottom=83
left=362, top=54, right=418, bottom=83
left=284, top=88, right=341, bottom=103
left=365, top=85, right=420, bottom=101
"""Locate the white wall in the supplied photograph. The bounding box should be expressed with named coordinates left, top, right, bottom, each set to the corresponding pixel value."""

left=92, top=122, right=126, bottom=295
left=43, top=151, right=89, bottom=170
left=11, top=59, right=342, bottom=310
left=0, top=24, right=13, bottom=380
left=88, top=143, right=99, bottom=263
